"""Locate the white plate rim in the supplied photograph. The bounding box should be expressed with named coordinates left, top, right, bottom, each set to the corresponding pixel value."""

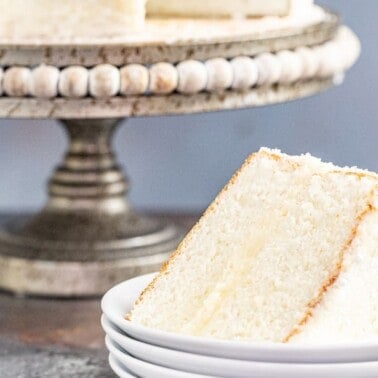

left=106, top=335, right=213, bottom=378
left=105, top=334, right=378, bottom=378
left=102, top=315, right=378, bottom=377
left=108, top=354, right=137, bottom=378
left=103, top=314, right=280, bottom=376
left=101, top=273, right=378, bottom=363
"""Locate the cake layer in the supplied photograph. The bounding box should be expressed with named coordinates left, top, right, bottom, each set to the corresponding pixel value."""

left=0, top=0, right=145, bottom=38
left=129, top=149, right=378, bottom=343
left=147, top=0, right=290, bottom=18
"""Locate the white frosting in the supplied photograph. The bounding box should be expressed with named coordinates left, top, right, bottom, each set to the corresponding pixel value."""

left=292, top=210, right=378, bottom=344
left=147, top=0, right=291, bottom=17
left=0, top=3, right=325, bottom=46
left=89, top=64, right=120, bottom=98
left=120, top=64, right=149, bottom=96
left=289, top=0, right=314, bottom=16
left=59, top=66, right=89, bottom=98
left=177, top=60, right=208, bottom=95
left=0, top=0, right=145, bottom=39
left=206, top=58, right=233, bottom=91
left=3, top=67, right=31, bottom=97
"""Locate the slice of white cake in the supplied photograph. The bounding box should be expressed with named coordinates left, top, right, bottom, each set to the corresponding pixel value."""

left=147, top=0, right=313, bottom=18
left=128, top=148, right=378, bottom=343
left=0, top=0, right=145, bottom=39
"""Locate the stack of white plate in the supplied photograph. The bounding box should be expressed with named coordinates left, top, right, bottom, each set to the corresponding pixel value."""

left=101, top=273, right=378, bottom=378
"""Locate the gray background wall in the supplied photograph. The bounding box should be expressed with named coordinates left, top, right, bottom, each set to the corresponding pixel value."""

left=0, top=0, right=376, bottom=212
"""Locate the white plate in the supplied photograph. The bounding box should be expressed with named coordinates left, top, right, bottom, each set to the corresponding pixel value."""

left=102, top=318, right=378, bottom=378
left=101, top=273, right=378, bottom=363
left=106, top=336, right=212, bottom=378
left=105, top=333, right=378, bottom=378
left=109, top=354, right=138, bottom=378
left=104, top=314, right=267, bottom=377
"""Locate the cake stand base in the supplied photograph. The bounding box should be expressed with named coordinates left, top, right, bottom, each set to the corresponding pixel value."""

left=0, top=119, right=184, bottom=297
left=0, top=213, right=182, bottom=297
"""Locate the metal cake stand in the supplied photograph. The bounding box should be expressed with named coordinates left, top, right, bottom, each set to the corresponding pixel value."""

left=0, top=11, right=341, bottom=296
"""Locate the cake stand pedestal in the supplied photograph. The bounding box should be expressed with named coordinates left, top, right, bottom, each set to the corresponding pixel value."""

left=0, top=10, right=355, bottom=296
left=0, top=118, right=183, bottom=296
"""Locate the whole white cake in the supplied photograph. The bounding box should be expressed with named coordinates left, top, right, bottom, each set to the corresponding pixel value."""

left=0, top=0, right=316, bottom=39
left=128, top=148, right=378, bottom=344
left=147, top=0, right=292, bottom=18
left=0, top=0, right=146, bottom=38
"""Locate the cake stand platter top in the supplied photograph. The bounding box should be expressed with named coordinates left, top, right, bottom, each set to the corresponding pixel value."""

left=0, top=8, right=337, bottom=66
left=0, top=8, right=356, bottom=120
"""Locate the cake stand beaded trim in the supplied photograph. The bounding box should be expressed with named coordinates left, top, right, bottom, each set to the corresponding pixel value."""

left=0, top=10, right=360, bottom=297
left=0, top=27, right=357, bottom=102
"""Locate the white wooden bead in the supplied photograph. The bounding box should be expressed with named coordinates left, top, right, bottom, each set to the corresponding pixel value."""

left=316, top=42, right=340, bottom=78
left=276, top=50, right=303, bottom=84
left=255, top=53, right=281, bottom=86
left=59, top=66, right=89, bottom=98
left=349, top=37, right=361, bottom=69
left=149, top=63, right=178, bottom=94
left=329, top=41, right=345, bottom=74
left=333, top=73, right=345, bottom=86
left=231, top=56, right=258, bottom=90
left=120, top=64, right=149, bottom=96
left=311, top=46, right=324, bottom=78
left=89, top=64, right=120, bottom=98
left=0, top=68, right=3, bottom=96
left=340, top=46, right=355, bottom=71
left=205, top=58, right=233, bottom=91
left=3, top=67, right=31, bottom=97
left=295, top=46, right=319, bottom=79
left=177, top=60, right=207, bottom=94
left=334, top=28, right=347, bottom=69
left=29, top=65, right=59, bottom=98
left=337, top=28, right=361, bottom=70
